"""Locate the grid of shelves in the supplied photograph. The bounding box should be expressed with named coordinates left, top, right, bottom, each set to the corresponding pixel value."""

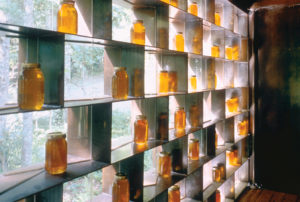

left=0, top=0, right=251, bottom=201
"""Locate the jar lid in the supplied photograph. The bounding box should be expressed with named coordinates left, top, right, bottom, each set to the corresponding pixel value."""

left=189, top=138, right=199, bottom=143
left=134, top=20, right=144, bottom=23
left=115, top=67, right=126, bottom=71
left=217, top=163, right=225, bottom=167
left=169, top=185, right=180, bottom=191
left=115, top=172, right=127, bottom=180
left=136, top=115, right=147, bottom=119
left=191, top=75, right=196, bottom=77
left=159, top=151, right=170, bottom=157
left=176, top=106, right=184, bottom=110
left=47, top=132, right=66, bottom=139
left=63, top=0, right=75, bottom=3
left=212, top=166, right=219, bottom=171
left=22, top=63, right=40, bottom=69
left=160, top=70, right=168, bottom=73
left=192, top=1, right=198, bottom=4
left=177, top=32, right=183, bottom=34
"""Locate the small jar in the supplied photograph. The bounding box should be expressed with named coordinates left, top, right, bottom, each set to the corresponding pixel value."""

left=168, top=71, right=178, bottom=92
left=218, top=163, right=225, bottom=179
left=168, top=185, right=180, bottom=202
left=132, top=68, right=144, bottom=97
left=57, top=0, right=78, bottom=34
left=18, top=63, right=44, bottom=110
left=131, top=20, right=145, bottom=45
left=188, top=2, right=198, bottom=16
left=159, top=70, right=169, bottom=94
left=190, top=75, right=197, bottom=91
left=45, top=132, right=67, bottom=175
left=174, top=32, right=184, bottom=52
left=211, top=46, right=220, bottom=58
left=225, top=46, right=233, bottom=60
left=158, top=112, right=168, bottom=140
left=158, top=151, right=172, bottom=178
left=112, top=172, right=130, bottom=202
left=238, top=119, right=249, bottom=135
left=212, top=166, right=221, bottom=182
left=174, top=107, right=186, bottom=131
left=134, top=115, right=148, bottom=145
left=226, top=97, right=239, bottom=113
left=170, top=0, right=178, bottom=7
left=215, top=12, right=221, bottom=26
left=216, top=190, right=221, bottom=202
left=189, top=139, right=199, bottom=160
left=112, top=67, right=129, bottom=99
left=189, top=104, right=200, bottom=128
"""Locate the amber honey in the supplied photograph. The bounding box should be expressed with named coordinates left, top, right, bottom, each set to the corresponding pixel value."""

left=238, top=120, right=249, bottom=135
left=45, top=132, right=67, bottom=175
left=232, top=45, right=239, bottom=60
left=170, top=0, right=178, bottom=7
left=168, top=185, right=180, bottom=202
left=188, top=2, right=198, bottom=16
left=134, top=115, right=148, bottom=145
left=211, top=46, right=220, bottom=58
left=175, top=107, right=186, bottom=130
left=212, top=166, right=221, bottom=182
left=112, top=67, right=129, bottom=99
left=225, top=46, right=233, bottom=60
left=57, top=0, right=78, bottom=34
left=190, top=75, right=197, bottom=91
left=215, top=12, right=221, bottom=26
left=216, top=190, right=221, bottom=202
left=189, top=139, right=199, bottom=160
left=159, top=70, right=169, bottom=94
left=132, top=68, right=144, bottom=97
left=192, top=35, right=201, bottom=54
left=158, top=112, right=168, bottom=140
left=168, top=71, right=178, bottom=92
left=112, top=172, right=130, bottom=202
left=158, top=152, right=172, bottom=178
left=189, top=104, right=200, bottom=128
left=131, top=20, right=145, bottom=45
left=18, top=63, right=44, bottom=110
left=227, top=147, right=238, bottom=166
left=175, top=32, right=184, bottom=52
left=218, top=163, right=225, bottom=179
left=215, top=133, right=218, bottom=148
left=226, top=97, right=239, bottom=113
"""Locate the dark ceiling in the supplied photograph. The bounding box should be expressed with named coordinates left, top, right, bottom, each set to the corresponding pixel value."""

left=230, top=0, right=258, bottom=12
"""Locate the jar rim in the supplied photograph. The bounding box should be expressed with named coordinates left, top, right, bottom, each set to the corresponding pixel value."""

left=136, top=114, right=147, bottom=119
left=22, top=63, right=40, bottom=69
left=115, top=172, right=127, bottom=180
left=212, top=166, right=219, bottom=170
left=159, top=151, right=170, bottom=157
left=63, top=0, right=75, bottom=3
left=134, top=20, right=143, bottom=23
left=169, top=185, right=180, bottom=191
left=189, top=138, right=199, bottom=143
left=115, top=67, right=126, bottom=71
left=176, top=106, right=184, bottom=110
left=47, top=132, right=66, bottom=139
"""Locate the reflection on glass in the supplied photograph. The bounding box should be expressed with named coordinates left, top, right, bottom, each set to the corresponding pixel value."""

left=189, top=104, right=200, bottom=128
left=189, top=139, right=199, bottom=160
left=158, top=112, right=168, bottom=140
left=131, top=20, right=145, bottom=45
left=18, top=63, right=44, bottom=110
left=192, top=35, right=202, bottom=54
left=45, top=132, right=67, bottom=175
left=168, top=185, right=180, bottom=202
left=57, top=0, right=78, bottom=34
left=112, top=172, right=130, bottom=202
left=175, top=32, right=184, bottom=52
left=159, top=70, right=169, bottom=94
left=134, top=115, right=148, bottom=145
left=168, top=71, right=178, bottom=92
left=112, top=67, right=129, bottom=99
left=158, top=28, right=168, bottom=49
left=132, top=68, right=144, bottom=97
left=158, top=151, right=172, bottom=178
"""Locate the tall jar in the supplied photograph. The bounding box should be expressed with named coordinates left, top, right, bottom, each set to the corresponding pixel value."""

left=57, top=0, right=78, bottom=34
left=227, top=146, right=238, bottom=166
left=190, top=75, right=197, bottom=91
left=174, top=107, right=186, bottom=131
left=112, top=67, right=129, bottom=99
left=112, top=172, right=130, bottom=202
left=189, top=104, right=200, bottom=128
left=18, top=63, right=44, bottom=110
left=158, top=151, right=172, bottom=178
left=134, top=115, right=148, bottom=145
left=159, top=70, right=169, bottom=94
left=215, top=12, right=221, bottom=26
left=158, top=112, right=168, bottom=140
left=216, top=190, right=221, bottom=202
left=168, top=71, right=178, bottom=92
left=218, top=163, right=225, bottom=179
left=45, top=132, right=67, bottom=175
left=188, top=2, right=198, bottom=16
left=131, top=20, right=145, bottom=45
left=174, top=32, right=184, bottom=52
left=132, top=68, right=144, bottom=97
left=168, top=185, right=180, bottom=202
left=189, top=139, right=199, bottom=160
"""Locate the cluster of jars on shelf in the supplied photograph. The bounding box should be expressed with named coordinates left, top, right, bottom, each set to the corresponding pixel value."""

left=212, top=163, right=226, bottom=183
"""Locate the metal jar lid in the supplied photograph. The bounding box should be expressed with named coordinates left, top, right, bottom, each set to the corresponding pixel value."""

left=22, top=63, right=40, bottom=69
left=47, top=132, right=66, bottom=140
left=169, top=185, right=180, bottom=191
left=115, top=172, right=127, bottom=180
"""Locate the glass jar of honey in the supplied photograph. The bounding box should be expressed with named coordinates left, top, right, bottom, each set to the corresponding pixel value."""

left=189, top=104, right=200, bottom=128
left=134, top=115, right=148, bottom=145
left=45, top=132, right=67, bottom=175
left=212, top=166, right=221, bottom=182
left=112, top=67, right=129, bottom=99
left=168, top=185, right=180, bottom=202
left=131, top=20, right=145, bottom=45
left=168, top=71, right=178, bottom=92
left=225, top=46, right=233, bottom=60
left=216, top=190, right=221, bottom=202
left=170, top=0, right=178, bottom=7
left=18, top=63, right=44, bottom=110
left=174, top=32, right=184, bottom=52
left=174, top=107, right=186, bottom=131
left=158, top=112, right=168, bottom=140
left=227, top=146, right=238, bottom=166
left=57, top=0, right=78, bottom=34
left=211, top=46, right=220, bottom=58
left=158, top=151, right=172, bottom=178
left=190, top=75, right=197, bottom=91
left=159, top=70, right=169, bottom=94
left=215, top=12, right=221, bottom=26
left=112, top=172, right=130, bottom=202
left=188, top=2, right=198, bottom=16
left=226, top=97, right=239, bottom=113
left=132, top=68, right=144, bottom=97
left=218, top=163, right=225, bottom=179
left=238, top=120, right=249, bottom=135
left=189, top=139, right=199, bottom=160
